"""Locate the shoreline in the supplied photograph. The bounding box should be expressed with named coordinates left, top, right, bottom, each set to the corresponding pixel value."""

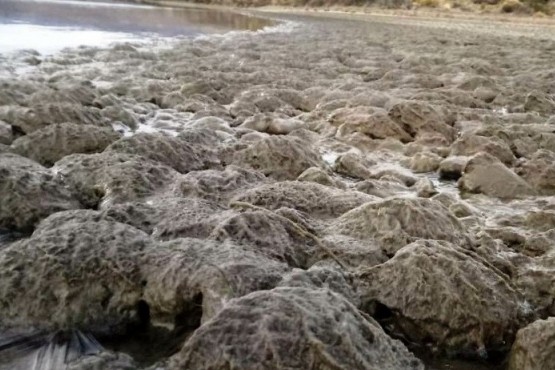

left=133, top=0, right=555, bottom=25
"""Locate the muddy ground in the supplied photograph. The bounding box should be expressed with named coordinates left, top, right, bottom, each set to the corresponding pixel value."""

left=1, top=8, right=555, bottom=370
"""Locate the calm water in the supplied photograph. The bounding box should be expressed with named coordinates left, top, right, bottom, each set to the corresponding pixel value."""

left=0, top=0, right=272, bottom=54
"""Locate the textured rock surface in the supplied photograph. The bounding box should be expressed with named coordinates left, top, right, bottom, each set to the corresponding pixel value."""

left=10, top=123, right=120, bottom=167
left=232, top=136, right=323, bottom=180
left=233, top=180, right=376, bottom=218
left=53, top=152, right=179, bottom=208
left=0, top=220, right=152, bottom=333
left=143, top=238, right=289, bottom=324
left=0, top=153, right=81, bottom=231
left=508, top=318, right=555, bottom=370
left=105, top=132, right=220, bottom=174
left=334, top=198, right=469, bottom=255
left=358, top=240, right=525, bottom=356
left=170, top=288, right=424, bottom=370
left=459, top=153, right=536, bottom=199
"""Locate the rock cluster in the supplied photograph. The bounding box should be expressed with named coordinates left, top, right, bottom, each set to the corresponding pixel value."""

left=1, top=8, right=555, bottom=370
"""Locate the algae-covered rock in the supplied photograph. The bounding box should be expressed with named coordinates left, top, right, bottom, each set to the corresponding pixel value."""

left=438, top=156, right=469, bottom=180
left=210, top=209, right=316, bottom=268
left=170, top=287, right=424, bottom=370
left=0, top=220, right=152, bottom=334
left=0, top=153, right=81, bottom=231
left=388, top=101, right=455, bottom=142
left=233, top=180, right=376, bottom=218
left=105, top=132, right=219, bottom=174
left=358, top=240, right=524, bottom=356
left=10, top=123, right=120, bottom=167
left=334, top=197, right=469, bottom=255
left=233, top=136, right=323, bottom=180
left=53, top=152, right=179, bottom=208
left=103, top=197, right=231, bottom=240
left=450, top=133, right=515, bottom=166
left=508, top=318, right=555, bottom=370
left=171, top=165, right=266, bottom=201
left=0, top=103, right=105, bottom=134
left=143, top=238, right=289, bottom=324
left=459, top=153, right=536, bottom=199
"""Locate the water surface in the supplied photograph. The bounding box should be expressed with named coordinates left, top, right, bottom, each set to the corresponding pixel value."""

left=0, top=0, right=272, bottom=54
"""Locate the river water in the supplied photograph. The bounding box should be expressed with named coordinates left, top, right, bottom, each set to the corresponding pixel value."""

left=0, top=0, right=272, bottom=54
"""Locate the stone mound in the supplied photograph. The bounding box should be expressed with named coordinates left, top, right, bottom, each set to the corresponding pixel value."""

left=233, top=180, right=376, bottom=219
left=0, top=103, right=106, bottom=134
left=143, top=238, right=289, bottom=325
left=0, top=220, right=152, bottom=334
left=0, top=153, right=81, bottom=231
left=10, top=122, right=120, bottom=167
left=105, top=197, right=231, bottom=240
left=333, top=197, right=469, bottom=255
left=170, top=287, right=424, bottom=370
left=388, top=101, right=455, bottom=142
left=53, top=152, right=179, bottom=208
left=358, top=240, right=525, bottom=357
left=459, top=152, right=536, bottom=199
left=105, top=132, right=219, bottom=174
left=210, top=209, right=316, bottom=268
left=232, top=135, right=323, bottom=180
left=171, top=165, right=266, bottom=201
left=508, top=317, right=555, bottom=370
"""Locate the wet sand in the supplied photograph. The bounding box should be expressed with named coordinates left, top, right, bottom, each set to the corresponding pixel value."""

left=1, top=5, right=555, bottom=370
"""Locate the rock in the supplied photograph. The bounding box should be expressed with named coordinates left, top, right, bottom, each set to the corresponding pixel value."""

left=278, top=267, right=360, bottom=306
left=320, top=234, right=388, bottom=270
left=210, top=209, right=316, bottom=268
left=0, top=103, right=105, bottom=134
left=170, top=287, right=424, bottom=370
left=473, top=87, right=499, bottom=103
left=513, top=254, right=555, bottom=316
left=143, top=238, right=289, bottom=325
left=358, top=240, right=525, bottom=356
left=388, top=101, right=455, bottom=142
left=104, top=197, right=231, bottom=240
left=53, top=152, right=179, bottom=208
left=105, top=132, right=219, bottom=174
left=331, top=107, right=412, bottom=143
left=28, top=82, right=98, bottom=107
left=10, top=123, right=120, bottom=167
left=67, top=351, right=137, bottom=370
left=33, top=209, right=114, bottom=236
left=438, top=156, right=469, bottom=180
left=232, top=181, right=376, bottom=219
left=171, top=165, right=266, bottom=202
left=415, top=177, right=438, bottom=198
left=0, top=120, right=13, bottom=145
left=404, top=151, right=442, bottom=173
left=508, top=318, right=555, bottom=370
left=232, top=136, right=323, bottom=180
left=523, top=210, right=555, bottom=232
left=0, top=220, right=152, bottom=334
left=297, top=166, right=342, bottom=188
left=450, top=133, right=515, bottom=166
left=0, top=153, right=80, bottom=231
left=240, top=113, right=304, bottom=135
left=333, top=152, right=374, bottom=180
left=355, top=179, right=407, bottom=198
left=516, top=150, right=555, bottom=195
left=523, top=91, right=555, bottom=115
left=459, top=153, right=536, bottom=199
left=333, top=198, right=469, bottom=255
left=370, top=167, right=418, bottom=187
left=188, top=116, right=234, bottom=134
